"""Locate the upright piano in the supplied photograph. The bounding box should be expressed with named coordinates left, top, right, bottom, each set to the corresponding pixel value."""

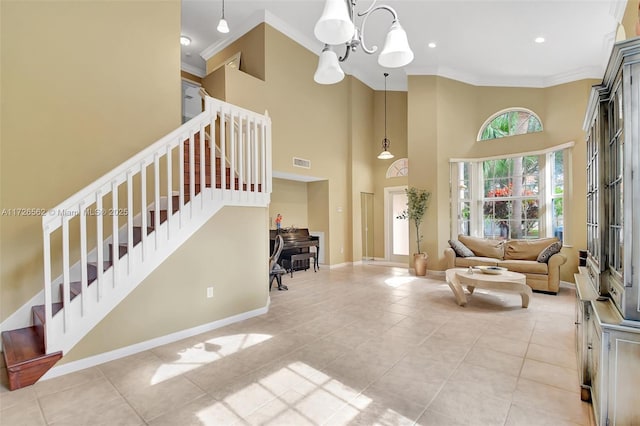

left=269, top=228, right=319, bottom=276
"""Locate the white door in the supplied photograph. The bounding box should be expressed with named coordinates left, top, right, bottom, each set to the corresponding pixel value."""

left=385, top=186, right=409, bottom=263
left=182, top=79, right=202, bottom=123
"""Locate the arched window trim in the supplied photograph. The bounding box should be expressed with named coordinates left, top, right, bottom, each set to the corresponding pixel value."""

left=386, top=158, right=409, bottom=178
left=477, top=107, right=543, bottom=142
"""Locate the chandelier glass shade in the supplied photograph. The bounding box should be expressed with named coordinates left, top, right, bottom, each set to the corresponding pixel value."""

left=313, top=0, right=414, bottom=85
left=314, top=45, right=346, bottom=84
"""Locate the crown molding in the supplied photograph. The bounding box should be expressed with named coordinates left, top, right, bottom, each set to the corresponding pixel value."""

left=200, top=9, right=325, bottom=62
left=199, top=5, right=614, bottom=90
left=200, top=9, right=267, bottom=61
left=406, top=63, right=604, bottom=88
left=263, top=10, right=321, bottom=57
left=181, top=62, right=205, bottom=78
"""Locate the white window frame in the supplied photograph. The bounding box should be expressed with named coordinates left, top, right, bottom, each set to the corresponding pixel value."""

left=450, top=142, right=574, bottom=244
left=477, top=107, right=544, bottom=141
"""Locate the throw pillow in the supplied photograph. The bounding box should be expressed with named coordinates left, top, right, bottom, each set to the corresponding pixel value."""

left=537, top=241, right=562, bottom=263
left=449, top=239, right=475, bottom=257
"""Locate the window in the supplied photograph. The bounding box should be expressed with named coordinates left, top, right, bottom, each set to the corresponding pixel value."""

left=451, top=144, right=572, bottom=242
left=482, top=156, right=540, bottom=239
left=550, top=150, right=564, bottom=241
left=386, top=158, right=409, bottom=178
left=478, top=108, right=543, bottom=141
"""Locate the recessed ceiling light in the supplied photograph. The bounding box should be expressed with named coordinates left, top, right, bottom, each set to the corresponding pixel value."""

left=534, top=37, right=545, bottom=43
left=180, top=35, right=192, bottom=46
left=428, top=42, right=437, bottom=48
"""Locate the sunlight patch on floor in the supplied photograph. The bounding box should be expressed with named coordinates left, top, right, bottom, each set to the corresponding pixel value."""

left=384, top=276, right=418, bottom=288
left=197, top=361, right=373, bottom=424
left=151, top=333, right=272, bottom=385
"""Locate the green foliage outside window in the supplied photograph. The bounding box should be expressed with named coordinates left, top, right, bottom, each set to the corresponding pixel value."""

left=480, top=110, right=542, bottom=141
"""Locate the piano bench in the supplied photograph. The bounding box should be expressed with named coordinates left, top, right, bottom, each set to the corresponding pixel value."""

left=288, top=252, right=317, bottom=277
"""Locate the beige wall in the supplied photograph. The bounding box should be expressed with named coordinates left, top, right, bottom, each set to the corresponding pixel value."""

left=349, top=78, right=375, bottom=261
left=264, top=26, right=351, bottom=265
left=64, top=206, right=268, bottom=363
left=181, top=70, right=202, bottom=85
left=408, top=76, right=598, bottom=282
left=621, top=0, right=640, bottom=38
left=373, top=91, right=409, bottom=259
left=269, top=178, right=309, bottom=230
left=1, top=0, right=181, bottom=323
left=206, top=24, right=265, bottom=81
left=202, top=66, right=226, bottom=100
left=307, top=180, right=330, bottom=261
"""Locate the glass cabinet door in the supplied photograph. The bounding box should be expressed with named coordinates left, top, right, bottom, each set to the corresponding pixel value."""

left=606, top=80, right=624, bottom=281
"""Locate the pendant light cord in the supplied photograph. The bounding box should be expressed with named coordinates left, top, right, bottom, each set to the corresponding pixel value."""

left=222, top=0, right=225, bottom=18
left=384, top=72, right=388, bottom=142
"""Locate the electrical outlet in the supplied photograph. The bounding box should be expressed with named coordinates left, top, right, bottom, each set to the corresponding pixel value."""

left=207, top=287, right=214, bottom=298
left=340, top=247, right=344, bottom=254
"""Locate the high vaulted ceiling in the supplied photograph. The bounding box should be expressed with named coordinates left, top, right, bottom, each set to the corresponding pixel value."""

left=181, top=0, right=626, bottom=91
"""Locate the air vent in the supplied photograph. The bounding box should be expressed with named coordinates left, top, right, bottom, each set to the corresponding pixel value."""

left=293, top=157, right=311, bottom=169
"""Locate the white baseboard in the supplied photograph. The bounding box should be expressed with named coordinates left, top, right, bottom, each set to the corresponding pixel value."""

left=365, top=259, right=408, bottom=268
left=41, top=303, right=269, bottom=381
left=328, top=262, right=351, bottom=269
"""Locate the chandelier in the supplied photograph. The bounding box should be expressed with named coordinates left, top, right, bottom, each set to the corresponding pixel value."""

left=313, top=0, right=414, bottom=85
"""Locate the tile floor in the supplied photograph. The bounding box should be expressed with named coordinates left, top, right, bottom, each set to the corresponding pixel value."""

left=0, top=264, right=594, bottom=425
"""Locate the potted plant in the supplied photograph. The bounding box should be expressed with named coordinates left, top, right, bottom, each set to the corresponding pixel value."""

left=398, top=187, right=431, bottom=276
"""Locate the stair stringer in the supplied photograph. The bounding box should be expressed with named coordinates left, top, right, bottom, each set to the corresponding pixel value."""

left=46, top=188, right=269, bottom=355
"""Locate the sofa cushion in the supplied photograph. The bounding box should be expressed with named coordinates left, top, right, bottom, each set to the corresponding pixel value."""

left=458, top=235, right=505, bottom=259
left=497, top=259, right=548, bottom=275
left=455, top=256, right=499, bottom=268
left=503, top=237, right=559, bottom=261
left=536, top=241, right=562, bottom=263
left=448, top=239, right=474, bottom=257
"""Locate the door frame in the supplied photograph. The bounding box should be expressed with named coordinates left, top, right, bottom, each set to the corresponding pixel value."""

left=384, top=185, right=409, bottom=262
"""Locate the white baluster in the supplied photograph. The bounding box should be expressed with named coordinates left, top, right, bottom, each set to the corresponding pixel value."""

left=166, top=144, right=172, bottom=238
left=230, top=111, right=236, bottom=193
left=62, top=215, right=71, bottom=332
left=189, top=131, right=195, bottom=216
left=126, top=170, right=134, bottom=272
left=111, top=181, right=119, bottom=287
left=210, top=114, right=217, bottom=199
left=220, top=111, right=226, bottom=191
left=238, top=115, right=244, bottom=193
left=264, top=113, right=272, bottom=194
left=179, top=137, right=185, bottom=227
left=79, top=201, right=88, bottom=315
left=154, top=153, right=160, bottom=249
left=252, top=117, right=258, bottom=193
left=140, top=161, right=147, bottom=261
left=200, top=123, right=206, bottom=208
left=96, top=191, right=104, bottom=300
left=43, top=227, right=52, bottom=350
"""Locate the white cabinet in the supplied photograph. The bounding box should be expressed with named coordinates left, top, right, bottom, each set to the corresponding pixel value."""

left=583, top=38, right=640, bottom=321
left=580, top=36, right=640, bottom=426
left=575, top=269, right=640, bottom=425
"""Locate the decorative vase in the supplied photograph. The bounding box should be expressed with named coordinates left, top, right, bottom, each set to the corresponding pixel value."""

left=413, top=252, right=428, bottom=276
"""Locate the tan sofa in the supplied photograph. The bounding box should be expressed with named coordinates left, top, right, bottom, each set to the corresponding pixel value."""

left=444, top=235, right=567, bottom=294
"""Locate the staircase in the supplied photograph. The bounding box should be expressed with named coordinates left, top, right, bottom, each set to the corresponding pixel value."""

left=1, top=97, right=272, bottom=390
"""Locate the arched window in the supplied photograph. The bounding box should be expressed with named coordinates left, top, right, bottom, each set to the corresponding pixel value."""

left=386, top=158, right=408, bottom=178
left=478, top=108, right=543, bottom=141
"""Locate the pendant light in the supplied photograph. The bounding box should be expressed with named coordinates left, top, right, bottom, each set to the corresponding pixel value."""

left=217, top=0, right=230, bottom=34
left=378, top=73, right=394, bottom=160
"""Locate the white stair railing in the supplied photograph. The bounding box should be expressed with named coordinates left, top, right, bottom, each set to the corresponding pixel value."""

left=41, top=97, right=271, bottom=355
